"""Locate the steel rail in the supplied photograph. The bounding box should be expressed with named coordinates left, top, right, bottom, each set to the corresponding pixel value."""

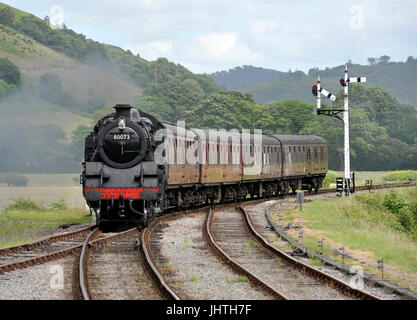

left=0, top=180, right=412, bottom=258
left=318, top=181, right=415, bottom=194
left=203, top=207, right=288, bottom=300
left=0, top=226, right=93, bottom=257
left=0, top=227, right=138, bottom=274
left=140, top=228, right=181, bottom=300
left=239, top=205, right=380, bottom=300
left=79, top=228, right=99, bottom=300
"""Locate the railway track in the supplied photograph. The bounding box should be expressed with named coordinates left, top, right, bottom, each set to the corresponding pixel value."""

left=238, top=204, right=380, bottom=300
left=78, top=226, right=180, bottom=300
left=203, top=206, right=288, bottom=300
left=0, top=227, right=93, bottom=273
left=204, top=204, right=380, bottom=300
left=317, top=181, right=415, bottom=194
left=0, top=181, right=413, bottom=299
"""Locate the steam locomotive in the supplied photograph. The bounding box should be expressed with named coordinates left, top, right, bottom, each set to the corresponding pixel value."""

left=81, top=104, right=328, bottom=230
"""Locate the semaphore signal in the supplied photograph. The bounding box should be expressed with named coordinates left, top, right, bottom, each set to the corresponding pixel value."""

left=319, top=87, right=337, bottom=101
left=313, top=76, right=336, bottom=111
left=340, top=65, right=366, bottom=196
left=312, top=65, right=367, bottom=196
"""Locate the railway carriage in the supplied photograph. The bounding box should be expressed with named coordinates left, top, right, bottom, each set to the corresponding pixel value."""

left=82, top=105, right=328, bottom=229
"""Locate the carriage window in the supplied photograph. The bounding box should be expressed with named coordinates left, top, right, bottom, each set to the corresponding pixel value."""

left=314, top=147, right=318, bottom=161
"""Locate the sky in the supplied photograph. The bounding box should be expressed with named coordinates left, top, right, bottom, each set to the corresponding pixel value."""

left=3, top=0, right=417, bottom=74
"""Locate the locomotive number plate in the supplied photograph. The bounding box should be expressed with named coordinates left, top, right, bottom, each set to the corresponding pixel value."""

left=113, top=134, right=131, bottom=140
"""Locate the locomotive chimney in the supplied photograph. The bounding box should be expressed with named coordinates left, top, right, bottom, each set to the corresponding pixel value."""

left=114, top=104, right=132, bottom=119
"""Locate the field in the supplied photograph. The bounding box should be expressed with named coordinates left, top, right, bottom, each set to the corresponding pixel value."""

left=0, top=174, right=89, bottom=247
left=0, top=203, right=92, bottom=248
left=333, top=171, right=389, bottom=186
left=0, top=174, right=85, bottom=210
left=277, top=187, right=417, bottom=291
left=0, top=173, right=80, bottom=186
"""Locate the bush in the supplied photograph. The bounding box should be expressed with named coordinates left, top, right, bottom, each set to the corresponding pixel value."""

left=0, top=79, right=16, bottom=99
left=397, top=207, right=414, bottom=232
left=383, top=170, right=417, bottom=182
left=5, top=198, right=44, bottom=211
left=408, top=200, right=417, bottom=225
left=0, top=58, right=21, bottom=86
left=383, top=191, right=407, bottom=215
left=48, top=199, right=68, bottom=211
left=0, top=6, right=15, bottom=27
left=322, top=170, right=337, bottom=188
left=0, top=174, right=28, bottom=186
left=14, top=15, right=49, bottom=44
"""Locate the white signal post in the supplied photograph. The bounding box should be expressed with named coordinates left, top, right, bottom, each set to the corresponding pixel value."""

left=314, top=66, right=366, bottom=196
left=343, top=65, right=350, bottom=195
left=315, top=76, right=336, bottom=110
left=317, top=76, right=321, bottom=110
left=343, top=64, right=366, bottom=195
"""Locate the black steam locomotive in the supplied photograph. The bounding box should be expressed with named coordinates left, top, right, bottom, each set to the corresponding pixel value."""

left=82, top=105, right=165, bottom=229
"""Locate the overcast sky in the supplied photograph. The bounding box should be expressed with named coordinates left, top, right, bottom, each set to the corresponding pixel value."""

left=4, top=0, right=417, bottom=74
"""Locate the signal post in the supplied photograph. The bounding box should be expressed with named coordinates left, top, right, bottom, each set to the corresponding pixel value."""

left=313, top=64, right=366, bottom=196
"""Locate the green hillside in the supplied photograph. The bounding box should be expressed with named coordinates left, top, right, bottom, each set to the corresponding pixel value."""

left=212, top=59, right=417, bottom=108
left=211, top=65, right=287, bottom=90
left=131, top=80, right=417, bottom=171
left=0, top=2, right=34, bottom=23
left=0, top=2, right=219, bottom=173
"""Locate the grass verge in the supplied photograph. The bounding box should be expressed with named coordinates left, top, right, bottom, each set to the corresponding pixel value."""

left=277, top=187, right=417, bottom=291
left=0, top=198, right=91, bottom=248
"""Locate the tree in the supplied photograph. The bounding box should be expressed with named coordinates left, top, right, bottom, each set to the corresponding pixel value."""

left=259, top=100, right=314, bottom=134
left=367, top=57, right=377, bottom=65
left=406, top=56, right=415, bottom=64
left=183, top=91, right=263, bottom=130
left=15, top=15, right=50, bottom=44
left=71, top=124, right=93, bottom=161
left=1, top=174, right=28, bottom=187
left=134, top=80, right=203, bottom=122
left=44, top=15, right=50, bottom=24
left=378, top=55, right=391, bottom=64
left=0, top=58, right=21, bottom=86
left=0, top=6, right=15, bottom=27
